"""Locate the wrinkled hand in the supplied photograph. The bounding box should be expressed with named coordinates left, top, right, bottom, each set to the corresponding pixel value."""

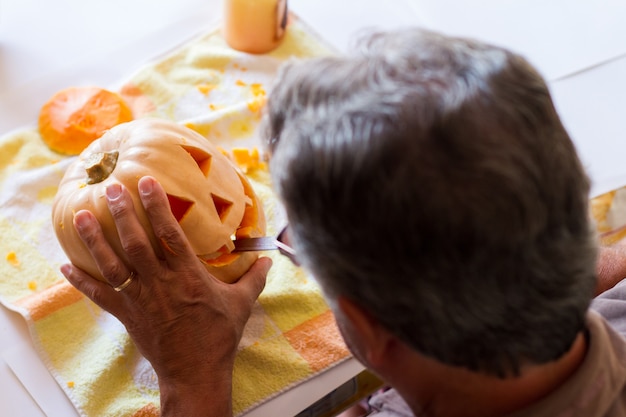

left=61, top=176, right=272, bottom=417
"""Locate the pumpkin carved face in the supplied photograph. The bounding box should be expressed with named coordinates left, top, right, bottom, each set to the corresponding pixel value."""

left=52, top=118, right=266, bottom=283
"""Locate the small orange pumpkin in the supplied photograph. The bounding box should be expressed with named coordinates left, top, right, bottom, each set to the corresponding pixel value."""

left=52, top=118, right=266, bottom=283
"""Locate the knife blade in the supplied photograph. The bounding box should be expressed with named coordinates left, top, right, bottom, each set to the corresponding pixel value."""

left=233, top=236, right=297, bottom=262
left=202, top=234, right=298, bottom=265
left=232, top=236, right=279, bottom=252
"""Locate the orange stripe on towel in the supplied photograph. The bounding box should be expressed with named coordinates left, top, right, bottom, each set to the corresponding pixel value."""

left=131, top=403, right=159, bottom=417
left=283, top=310, right=350, bottom=372
left=15, top=280, right=84, bottom=321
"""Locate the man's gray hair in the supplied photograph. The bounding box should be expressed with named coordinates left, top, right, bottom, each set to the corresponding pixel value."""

left=264, top=28, right=597, bottom=377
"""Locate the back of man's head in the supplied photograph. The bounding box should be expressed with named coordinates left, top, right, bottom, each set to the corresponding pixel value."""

left=264, top=28, right=597, bottom=377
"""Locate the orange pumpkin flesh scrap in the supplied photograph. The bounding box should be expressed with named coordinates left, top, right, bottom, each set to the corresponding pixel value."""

left=39, top=86, right=133, bottom=155
left=231, top=147, right=263, bottom=173
left=52, top=118, right=266, bottom=284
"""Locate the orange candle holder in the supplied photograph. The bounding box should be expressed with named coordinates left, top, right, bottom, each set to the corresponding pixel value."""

left=223, top=0, right=288, bottom=54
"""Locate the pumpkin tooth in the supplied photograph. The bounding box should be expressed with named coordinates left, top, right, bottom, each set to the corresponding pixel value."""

left=198, top=244, right=239, bottom=267
left=236, top=226, right=254, bottom=239
left=223, top=239, right=235, bottom=251
left=198, top=251, right=221, bottom=261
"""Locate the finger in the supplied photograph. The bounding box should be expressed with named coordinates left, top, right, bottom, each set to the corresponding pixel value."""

left=137, top=176, right=197, bottom=266
left=61, top=263, right=127, bottom=318
left=73, top=209, right=136, bottom=290
left=234, top=257, right=272, bottom=305
left=105, top=182, right=160, bottom=272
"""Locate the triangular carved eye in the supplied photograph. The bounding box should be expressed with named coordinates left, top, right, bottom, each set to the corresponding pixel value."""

left=167, top=194, right=194, bottom=222
left=181, top=145, right=212, bottom=177
left=211, top=194, right=233, bottom=222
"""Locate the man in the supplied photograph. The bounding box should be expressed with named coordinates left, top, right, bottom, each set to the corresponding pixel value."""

left=63, top=29, right=626, bottom=416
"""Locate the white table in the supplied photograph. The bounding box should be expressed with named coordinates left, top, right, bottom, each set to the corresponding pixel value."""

left=2, top=0, right=626, bottom=415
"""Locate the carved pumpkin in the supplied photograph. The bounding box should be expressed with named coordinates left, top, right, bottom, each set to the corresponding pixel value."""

left=52, top=118, right=266, bottom=283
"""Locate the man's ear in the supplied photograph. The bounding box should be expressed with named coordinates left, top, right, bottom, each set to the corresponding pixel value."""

left=337, top=296, right=394, bottom=367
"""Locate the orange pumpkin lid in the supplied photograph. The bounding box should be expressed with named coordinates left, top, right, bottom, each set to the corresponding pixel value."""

left=39, top=86, right=133, bottom=155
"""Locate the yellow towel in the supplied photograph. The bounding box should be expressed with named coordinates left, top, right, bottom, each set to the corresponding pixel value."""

left=0, top=16, right=351, bottom=417
left=591, top=187, right=626, bottom=244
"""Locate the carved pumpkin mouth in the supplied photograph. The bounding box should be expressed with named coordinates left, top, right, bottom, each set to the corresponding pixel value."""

left=195, top=172, right=262, bottom=267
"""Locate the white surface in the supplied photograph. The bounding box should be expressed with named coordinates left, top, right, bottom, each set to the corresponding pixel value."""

left=0, top=308, right=49, bottom=417
left=3, top=342, right=77, bottom=417
left=0, top=0, right=219, bottom=134
left=551, top=55, right=626, bottom=197
left=2, top=0, right=626, bottom=416
left=409, top=0, right=626, bottom=81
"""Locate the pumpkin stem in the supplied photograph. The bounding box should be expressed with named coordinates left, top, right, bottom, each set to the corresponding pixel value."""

left=84, top=150, right=119, bottom=184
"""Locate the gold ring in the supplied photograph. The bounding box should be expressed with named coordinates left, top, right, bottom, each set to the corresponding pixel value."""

left=113, top=272, right=134, bottom=292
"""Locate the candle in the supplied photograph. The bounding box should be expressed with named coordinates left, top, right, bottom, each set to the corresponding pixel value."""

left=223, top=0, right=288, bottom=54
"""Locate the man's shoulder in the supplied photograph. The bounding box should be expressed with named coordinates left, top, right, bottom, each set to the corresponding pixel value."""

left=592, top=279, right=626, bottom=336
left=553, top=310, right=626, bottom=417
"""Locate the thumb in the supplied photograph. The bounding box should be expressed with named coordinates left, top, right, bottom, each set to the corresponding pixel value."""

left=235, top=256, right=272, bottom=303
